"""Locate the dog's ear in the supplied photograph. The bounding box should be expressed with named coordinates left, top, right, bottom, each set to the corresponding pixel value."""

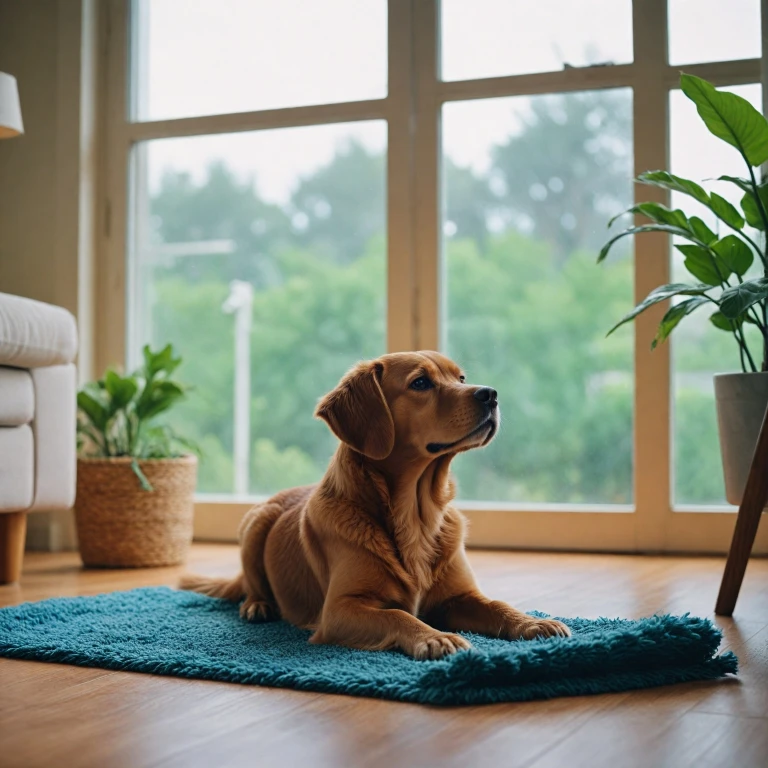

left=315, top=361, right=395, bottom=460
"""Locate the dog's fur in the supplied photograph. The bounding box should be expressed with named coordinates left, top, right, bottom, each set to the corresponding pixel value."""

left=180, top=351, right=569, bottom=659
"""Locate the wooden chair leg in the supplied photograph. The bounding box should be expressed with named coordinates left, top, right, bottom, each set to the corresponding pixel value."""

left=0, top=511, right=28, bottom=585
left=715, top=404, right=768, bottom=617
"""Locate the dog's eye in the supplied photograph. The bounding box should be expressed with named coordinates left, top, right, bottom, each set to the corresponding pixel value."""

left=410, top=376, right=433, bottom=391
left=459, top=375, right=465, bottom=383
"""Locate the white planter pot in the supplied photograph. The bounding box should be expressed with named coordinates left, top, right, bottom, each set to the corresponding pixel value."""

left=714, top=371, right=768, bottom=507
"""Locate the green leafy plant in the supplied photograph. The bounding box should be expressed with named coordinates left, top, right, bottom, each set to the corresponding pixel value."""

left=77, top=344, right=198, bottom=489
left=599, top=74, right=768, bottom=373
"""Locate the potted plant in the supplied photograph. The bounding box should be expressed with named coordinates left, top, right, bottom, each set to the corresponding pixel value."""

left=75, top=344, right=199, bottom=567
left=599, top=74, right=768, bottom=507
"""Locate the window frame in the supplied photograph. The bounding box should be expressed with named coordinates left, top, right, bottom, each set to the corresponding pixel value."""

left=99, top=0, right=768, bottom=553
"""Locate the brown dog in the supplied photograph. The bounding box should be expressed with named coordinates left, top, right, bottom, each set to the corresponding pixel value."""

left=180, top=351, right=569, bottom=659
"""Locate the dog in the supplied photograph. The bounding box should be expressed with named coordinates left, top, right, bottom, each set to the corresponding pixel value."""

left=180, top=351, right=569, bottom=659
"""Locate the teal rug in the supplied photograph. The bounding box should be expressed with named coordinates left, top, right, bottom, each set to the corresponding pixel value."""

left=0, top=587, right=737, bottom=706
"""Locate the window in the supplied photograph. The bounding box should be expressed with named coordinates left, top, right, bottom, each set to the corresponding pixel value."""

left=443, top=89, right=634, bottom=504
left=133, top=0, right=387, bottom=121
left=100, top=0, right=767, bottom=552
left=129, top=123, right=386, bottom=496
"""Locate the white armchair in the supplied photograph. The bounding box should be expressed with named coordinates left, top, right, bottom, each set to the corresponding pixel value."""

left=0, top=291, right=77, bottom=583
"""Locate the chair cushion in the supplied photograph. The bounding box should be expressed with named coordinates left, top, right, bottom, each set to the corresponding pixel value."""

left=0, top=367, right=34, bottom=426
left=0, top=292, right=78, bottom=369
left=0, top=425, right=34, bottom=511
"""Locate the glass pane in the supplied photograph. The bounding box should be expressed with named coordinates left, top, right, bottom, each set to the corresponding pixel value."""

left=443, top=89, right=634, bottom=504
left=670, top=84, right=763, bottom=506
left=129, top=122, right=386, bottom=495
left=133, top=0, right=387, bottom=121
left=440, top=0, right=633, bottom=82
left=668, top=0, right=760, bottom=65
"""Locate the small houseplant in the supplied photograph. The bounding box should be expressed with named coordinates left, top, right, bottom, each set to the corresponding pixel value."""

left=75, top=344, right=199, bottom=567
left=599, top=74, right=768, bottom=506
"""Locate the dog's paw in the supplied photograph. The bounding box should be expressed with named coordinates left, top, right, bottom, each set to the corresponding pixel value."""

left=239, top=599, right=276, bottom=622
left=513, top=618, right=570, bottom=640
left=410, top=631, right=472, bottom=660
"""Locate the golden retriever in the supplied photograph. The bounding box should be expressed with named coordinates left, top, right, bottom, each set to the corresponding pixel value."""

left=181, top=351, right=569, bottom=659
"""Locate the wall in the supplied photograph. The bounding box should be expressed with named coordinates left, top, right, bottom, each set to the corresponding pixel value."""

left=0, top=0, right=100, bottom=550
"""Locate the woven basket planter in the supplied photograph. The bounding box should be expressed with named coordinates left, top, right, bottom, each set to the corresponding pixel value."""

left=74, top=456, right=198, bottom=568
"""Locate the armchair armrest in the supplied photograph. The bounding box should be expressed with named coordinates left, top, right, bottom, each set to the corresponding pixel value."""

left=0, top=291, right=78, bottom=369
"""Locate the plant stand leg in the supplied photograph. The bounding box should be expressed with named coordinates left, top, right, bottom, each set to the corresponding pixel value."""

left=715, top=404, right=768, bottom=617
left=0, top=511, right=27, bottom=585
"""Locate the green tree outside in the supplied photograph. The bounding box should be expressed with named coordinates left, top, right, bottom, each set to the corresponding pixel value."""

left=141, top=91, right=731, bottom=505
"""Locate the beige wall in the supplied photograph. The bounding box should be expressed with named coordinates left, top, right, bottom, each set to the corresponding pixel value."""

left=0, top=0, right=100, bottom=550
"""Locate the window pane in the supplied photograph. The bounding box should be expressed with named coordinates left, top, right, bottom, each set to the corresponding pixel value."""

left=443, top=89, right=634, bottom=504
left=670, top=84, right=762, bottom=506
left=668, top=0, right=760, bottom=65
left=129, top=122, right=387, bottom=496
left=440, top=0, right=633, bottom=82
left=132, top=0, right=387, bottom=121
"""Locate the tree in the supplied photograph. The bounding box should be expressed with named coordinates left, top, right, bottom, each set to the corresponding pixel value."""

left=142, top=86, right=725, bottom=505
left=289, top=140, right=385, bottom=264
left=150, top=162, right=292, bottom=288
left=489, top=89, right=633, bottom=263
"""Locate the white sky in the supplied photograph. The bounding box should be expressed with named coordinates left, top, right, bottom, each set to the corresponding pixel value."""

left=138, top=0, right=760, bottom=203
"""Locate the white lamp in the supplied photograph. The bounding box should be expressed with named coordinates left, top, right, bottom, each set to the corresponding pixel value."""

left=0, top=72, right=24, bottom=139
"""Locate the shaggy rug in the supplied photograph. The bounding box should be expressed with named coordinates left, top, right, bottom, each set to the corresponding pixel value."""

left=0, top=587, right=737, bottom=706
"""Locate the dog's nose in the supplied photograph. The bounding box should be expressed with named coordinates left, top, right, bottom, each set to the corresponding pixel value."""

left=473, top=386, right=498, bottom=406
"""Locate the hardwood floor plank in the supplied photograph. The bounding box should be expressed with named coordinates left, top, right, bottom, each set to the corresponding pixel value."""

left=0, top=546, right=765, bottom=768
left=690, top=713, right=768, bottom=768
left=692, top=625, right=768, bottom=719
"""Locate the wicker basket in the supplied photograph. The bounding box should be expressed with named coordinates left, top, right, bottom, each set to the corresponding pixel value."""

left=74, top=456, right=198, bottom=568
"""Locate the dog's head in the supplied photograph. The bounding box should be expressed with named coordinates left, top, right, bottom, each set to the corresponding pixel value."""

left=315, top=351, right=499, bottom=461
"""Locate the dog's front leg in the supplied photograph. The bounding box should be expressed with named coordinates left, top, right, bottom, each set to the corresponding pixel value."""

left=424, top=552, right=570, bottom=640
left=313, top=596, right=472, bottom=660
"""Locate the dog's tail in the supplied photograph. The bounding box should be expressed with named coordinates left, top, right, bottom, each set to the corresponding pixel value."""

left=178, top=572, right=245, bottom=602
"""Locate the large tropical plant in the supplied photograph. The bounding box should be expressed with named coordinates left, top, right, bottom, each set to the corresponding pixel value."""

left=599, top=74, right=768, bottom=373
left=77, top=344, right=198, bottom=489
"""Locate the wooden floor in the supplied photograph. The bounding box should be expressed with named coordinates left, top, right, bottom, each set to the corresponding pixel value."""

left=0, top=545, right=766, bottom=768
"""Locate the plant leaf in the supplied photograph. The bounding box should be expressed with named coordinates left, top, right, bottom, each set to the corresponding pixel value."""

left=77, top=391, right=109, bottom=432
left=709, top=310, right=754, bottom=331
left=141, top=344, right=182, bottom=380
left=712, top=234, right=754, bottom=276
left=719, top=277, right=768, bottom=319
left=609, top=202, right=689, bottom=229
left=651, top=297, right=709, bottom=349
left=688, top=216, right=717, bottom=245
left=135, top=380, right=186, bottom=421
left=675, top=244, right=726, bottom=286
left=636, top=171, right=710, bottom=205
left=718, top=175, right=754, bottom=195
left=607, top=283, right=711, bottom=336
left=104, top=369, right=139, bottom=411
left=740, top=186, right=768, bottom=230
left=130, top=459, right=154, bottom=492
left=680, top=74, right=768, bottom=167
left=635, top=172, right=746, bottom=233
left=598, top=224, right=703, bottom=263
left=709, top=192, right=744, bottom=230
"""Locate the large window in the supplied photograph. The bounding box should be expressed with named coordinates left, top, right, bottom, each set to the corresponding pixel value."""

left=130, top=122, right=386, bottom=497
left=100, top=0, right=768, bottom=553
left=443, top=90, right=634, bottom=504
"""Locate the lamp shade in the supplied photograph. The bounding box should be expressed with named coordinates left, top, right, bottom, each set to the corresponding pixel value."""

left=0, top=72, right=24, bottom=139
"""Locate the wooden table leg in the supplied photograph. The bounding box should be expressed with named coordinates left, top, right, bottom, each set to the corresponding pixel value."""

left=715, top=404, right=768, bottom=616
left=0, top=511, right=27, bottom=584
